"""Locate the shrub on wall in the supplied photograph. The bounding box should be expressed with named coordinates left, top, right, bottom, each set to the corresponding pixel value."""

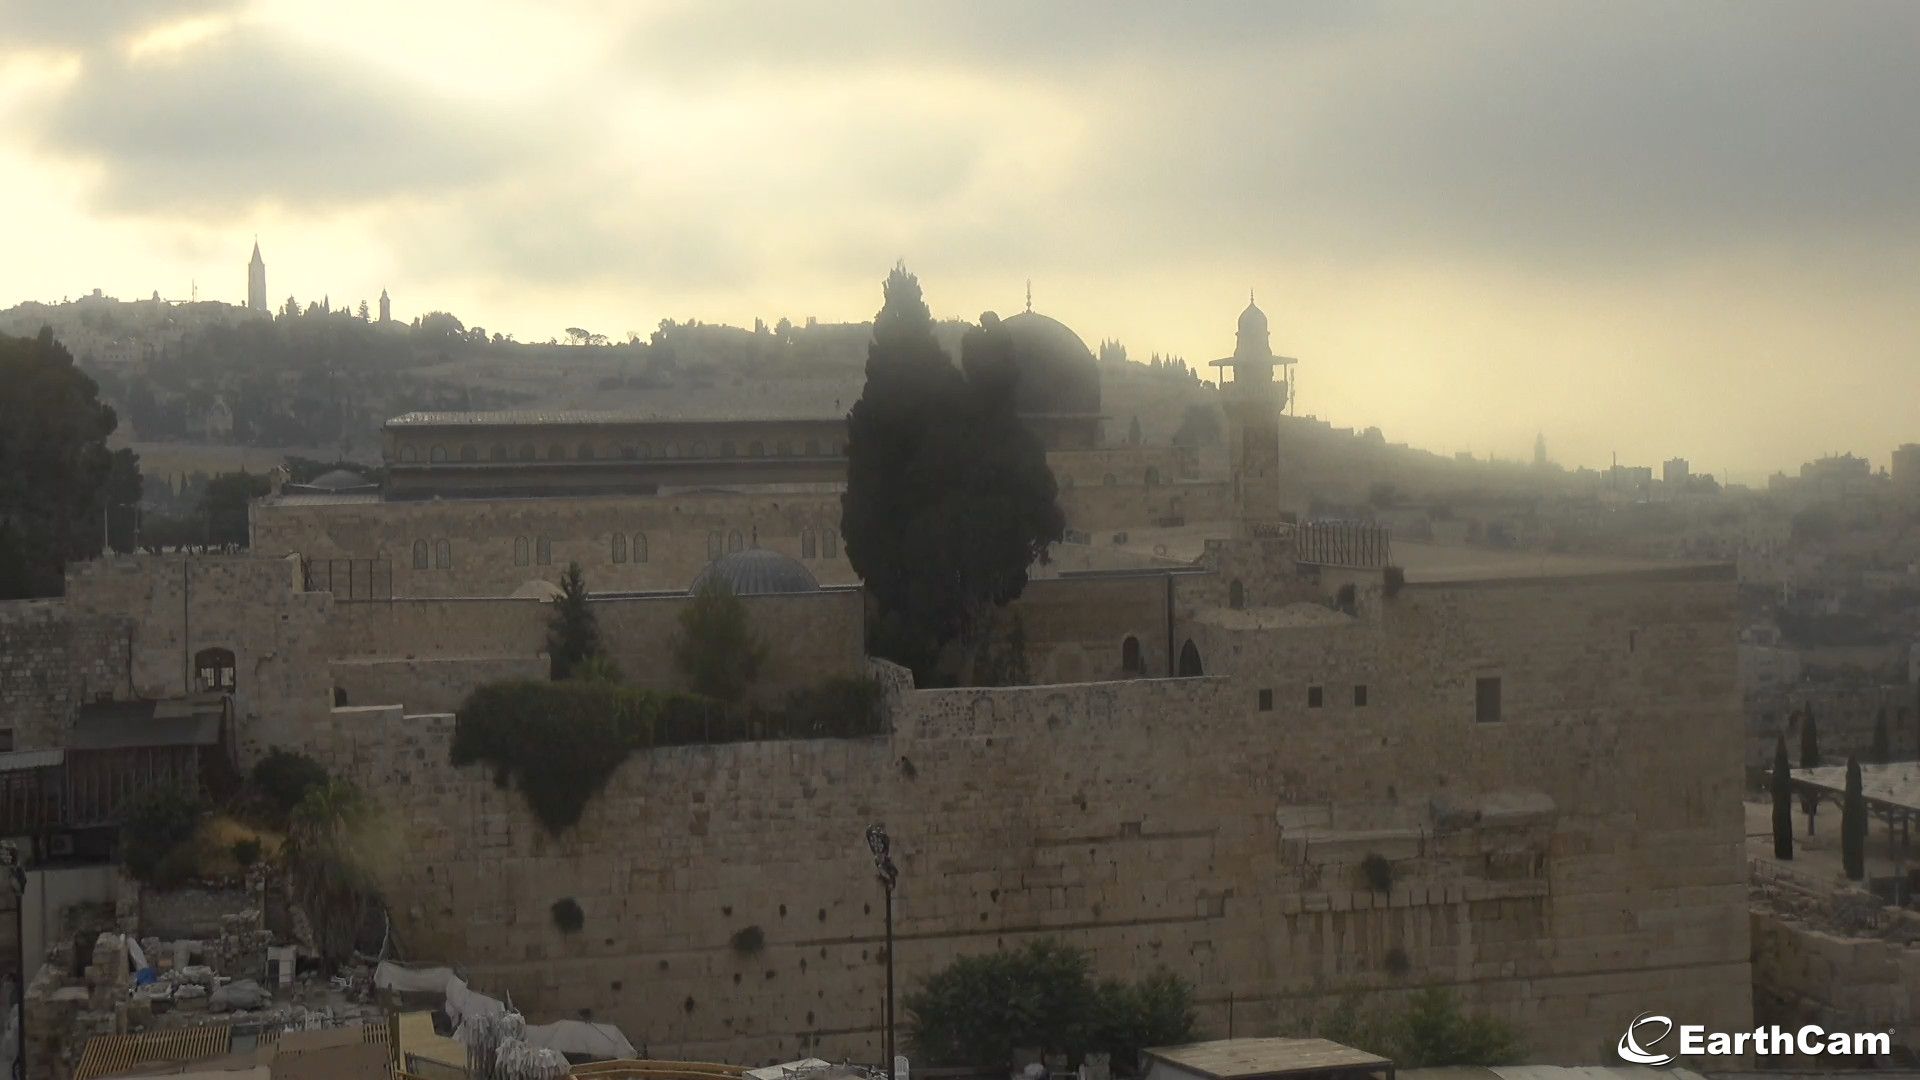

left=249, top=749, right=330, bottom=829
left=120, top=785, right=206, bottom=883
left=730, top=925, right=765, bottom=955
left=1360, top=852, right=1394, bottom=894
left=552, top=898, right=585, bottom=933
left=453, top=675, right=885, bottom=834
left=1305, top=988, right=1520, bottom=1068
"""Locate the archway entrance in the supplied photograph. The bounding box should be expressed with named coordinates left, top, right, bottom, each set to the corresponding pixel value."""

left=1178, top=639, right=1204, bottom=677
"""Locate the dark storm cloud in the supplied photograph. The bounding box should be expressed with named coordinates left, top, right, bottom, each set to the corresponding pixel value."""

left=6, top=0, right=239, bottom=47
left=25, top=26, right=535, bottom=215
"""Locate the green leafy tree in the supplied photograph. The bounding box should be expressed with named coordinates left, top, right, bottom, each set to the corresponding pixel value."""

left=546, top=562, right=602, bottom=679
left=249, top=749, right=330, bottom=829
left=1772, top=736, right=1794, bottom=860
left=1873, top=708, right=1890, bottom=764
left=842, top=267, right=1063, bottom=681
left=905, top=939, right=1192, bottom=1070
left=119, top=785, right=206, bottom=883
left=1308, top=989, right=1520, bottom=1068
left=673, top=578, right=767, bottom=703
left=284, top=779, right=390, bottom=971
left=202, top=470, right=270, bottom=546
left=570, top=653, right=624, bottom=683
left=0, top=328, right=121, bottom=597
left=1842, top=755, right=1866, bottom=881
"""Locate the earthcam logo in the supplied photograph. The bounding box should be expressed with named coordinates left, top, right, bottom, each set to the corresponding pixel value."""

left=1617, top=1012, right=1890, bottom=1062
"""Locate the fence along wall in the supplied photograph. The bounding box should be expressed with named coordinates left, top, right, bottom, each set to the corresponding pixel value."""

left=298, top=567, right=1749, bottom=1070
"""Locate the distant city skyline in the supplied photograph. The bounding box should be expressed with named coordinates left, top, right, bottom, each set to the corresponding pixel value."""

left=5, top=2, right=1919, bottom=477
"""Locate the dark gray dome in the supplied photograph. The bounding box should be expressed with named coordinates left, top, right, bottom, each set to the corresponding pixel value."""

left=1002, top=310, right=1102, bottom=416
left=689, top=548, right=820, bottom=596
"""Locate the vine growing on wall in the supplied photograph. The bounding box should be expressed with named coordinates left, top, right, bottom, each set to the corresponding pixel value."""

left=452, top=676, right=885, bottom=834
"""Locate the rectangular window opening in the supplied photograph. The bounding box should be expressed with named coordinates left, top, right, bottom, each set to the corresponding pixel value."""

left=1258, top=689, right=1273, bottom=712
left=1475, top=676, right=1503, bottom=724
left=1307, top=685, right=1323, bottom=709
left=1353, top=684, right=1368, bottom=707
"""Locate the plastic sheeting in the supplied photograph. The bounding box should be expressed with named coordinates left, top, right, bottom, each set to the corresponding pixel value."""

left=521, top=1022, right=635, bottom=1060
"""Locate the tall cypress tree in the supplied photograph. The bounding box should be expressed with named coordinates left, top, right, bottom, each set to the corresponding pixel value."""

left=1873, top=708, right=1891, bottom=764
left=1841, top=755, right=1867, bottom=881
left=1771, top=737, right=1794, bottom=860
left=546, top=562, right=601, bottom=680
left=1800, top=706, right=1822, bottom=770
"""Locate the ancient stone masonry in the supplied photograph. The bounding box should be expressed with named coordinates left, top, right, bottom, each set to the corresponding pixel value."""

left=0, top=600, right=131, bottom=750
left=279, top=566, right=1750, bottom=1069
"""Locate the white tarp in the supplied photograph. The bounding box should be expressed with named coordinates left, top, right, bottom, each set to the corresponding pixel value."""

left=747, top=1060, right=834, bottom=1080
left=375, top=961, right=460, bottom=995
left=445, top=975, right=505, bottom=1029
left=521, top=1020, right=636, bottom=1060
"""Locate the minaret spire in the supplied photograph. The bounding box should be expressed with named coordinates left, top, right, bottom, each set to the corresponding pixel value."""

left=1025, top=279, right=1032, bottom=313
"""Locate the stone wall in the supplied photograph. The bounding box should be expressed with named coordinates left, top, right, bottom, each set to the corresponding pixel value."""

left=1752, top=908, right=1920, bottom=1050
left=329, top=656, right=550, bottom=714
left=281, top=566, right=1750, bottom=1069
left=1059, top=481, right=1231, bottom=534
left=0, top=600, right=129, bottom=751
left=253, top=489, right=858, bottom=598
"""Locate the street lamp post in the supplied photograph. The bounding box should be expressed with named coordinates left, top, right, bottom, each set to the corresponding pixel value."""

left=866, top=825, right=898, bottom=1080
left=3, top=841, right=25, bottom=1080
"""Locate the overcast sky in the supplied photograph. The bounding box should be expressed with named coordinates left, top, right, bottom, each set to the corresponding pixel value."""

left=3, top=1, right=1917, bottom=478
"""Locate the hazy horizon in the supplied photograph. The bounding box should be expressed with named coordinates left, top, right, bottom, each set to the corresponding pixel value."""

left=5, top=1, right=1918, bottom=480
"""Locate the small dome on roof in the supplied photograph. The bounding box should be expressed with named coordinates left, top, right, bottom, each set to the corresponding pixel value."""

left=689, top=548, right=820, bottom=596
left=1238, top=298, right=1268, bottom=338
left=306, top=468, right=373, bottom=490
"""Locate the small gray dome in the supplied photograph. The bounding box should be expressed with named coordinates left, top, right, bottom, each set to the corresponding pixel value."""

left=306, top=468, right=373, bottom=490
left=689, top=548, right=820, bottom=596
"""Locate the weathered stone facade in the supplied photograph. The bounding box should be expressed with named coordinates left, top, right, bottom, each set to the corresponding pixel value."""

left=276, top=566, right=1748, bottom=1068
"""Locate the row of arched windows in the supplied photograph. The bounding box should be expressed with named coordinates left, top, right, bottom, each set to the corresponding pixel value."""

left=611, top=533, right=649, bottom=563
left=397, top=439, right=846, bottom=464
left=410, top=539, right=452, bottom=569
left=512, top=537, right=554, bottom=567
left=799, top=527, right=838, bottom=559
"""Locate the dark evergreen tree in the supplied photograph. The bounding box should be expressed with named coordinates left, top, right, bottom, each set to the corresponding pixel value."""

left=841, top=266, right=1063, bottom=681
left=1873, top=708, right=1891, bottom=764
left=0, top=328, right=121, bottom=597
left=546, top=562, right=601, bottom=679
left=1771, top=737, right=1794, bottom=860
left=1842, top=755, right=1866, bottom=881
left=1800, top=706, right=1822, bottom=769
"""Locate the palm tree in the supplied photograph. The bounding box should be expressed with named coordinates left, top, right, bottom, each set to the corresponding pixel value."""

left=284, top=779, right=388, bottom=971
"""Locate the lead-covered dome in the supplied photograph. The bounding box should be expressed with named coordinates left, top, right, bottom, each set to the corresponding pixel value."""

left=689, top=548, right=820, bottom=596
left=1001, top=310, right=1102, bottom=417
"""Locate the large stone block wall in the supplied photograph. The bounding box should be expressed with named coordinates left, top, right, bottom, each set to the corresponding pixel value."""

left=329, top=656, right=550, bottom=713
left=1059, top=481, right=1231, bottom=534
left=284, top=567, right=1749, bottom=1069
left=253, top=490, right=857, bottom=599
left=0, top=601, right=129, bottom=751
left=1752, top=908, right=1920, bottom=1048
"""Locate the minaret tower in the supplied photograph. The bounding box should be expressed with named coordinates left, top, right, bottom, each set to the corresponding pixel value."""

left=1209, top=292, right=1298, bottom=529
left=246, top=239, right=267, bottom=313
left=378, top=288, right=391, bottom=324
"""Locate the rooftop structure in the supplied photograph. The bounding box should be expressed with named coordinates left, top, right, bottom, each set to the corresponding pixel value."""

left=1143, top=1038, right=1392, bottom=1080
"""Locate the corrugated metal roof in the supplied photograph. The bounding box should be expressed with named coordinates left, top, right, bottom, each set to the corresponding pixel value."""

left=72, top=698, right=223, bottom=750
left=0, top=748, right=65, bottom=772
left=386, top=409, right=844, bottom=428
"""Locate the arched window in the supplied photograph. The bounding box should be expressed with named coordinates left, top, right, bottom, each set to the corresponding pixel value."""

left=459, top=445, right=478, bottom=462
left=707, top=531, right=722, bottom=559
left=801, top=528, right=817, bottom=558
left=412, top=540, right=429, bottom=569
left=612, top=533, right=628, bottom=563
left=633, top=533, right=648, bottom=563
left=620, top=445, right=637, bottom=460
left=775, top=440, right=789, bottom=456
left=430, top=445, right=447, bottom=463
left=547, top=444, right=565, bottom=460
left=536, top=537, right=552, bottom=565
left=193, top=647, right=236, bottom=693
left=514, top=537, right=530, bottom=566
left=400, top=445, right=418, bottom=463
left=728, top=529, right=744, bottom=553
left=637, top=442, right=652, bottom=459
left=1178, top=639, right=1204, bottom=677
left=1121, top=636, right=1143, bottom=675
left=1145, top=466, right=1160, bottom=486
left=804, top=439, right=820, bottom=456
left=490, top=444, right=508, bottom=461
left=691, top=441, right=708, bottom=458
left=720, top=440, right=737, bottom=457
left=822, top=527, right=837, bottom=558
left=434, top=539, right=451, bottom=569
left=576, top=443, right=595, bottom=460
left=749, top=440, right=765, bottom=457
left=1102, top=473, right=1117, bottom=486
left=519, top=444, right=536, bottom=461
left=1229, top=579, right=1245, bottom=610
